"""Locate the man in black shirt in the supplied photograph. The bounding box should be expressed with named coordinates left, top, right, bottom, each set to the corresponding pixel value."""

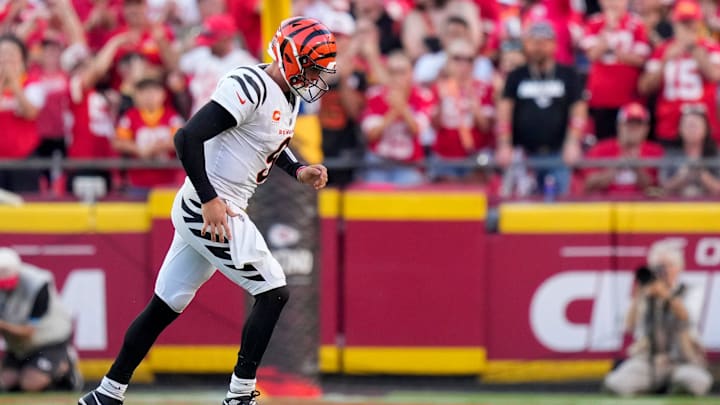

left=496, top=21, right=588, bottom=195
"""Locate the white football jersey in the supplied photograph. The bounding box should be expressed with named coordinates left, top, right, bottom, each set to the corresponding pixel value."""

left=205, top=64, right=301, bottom=209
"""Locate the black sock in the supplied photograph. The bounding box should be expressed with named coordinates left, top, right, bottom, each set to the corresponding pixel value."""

left=107, top=294, right=180, bottom=384
left=234, top=286, right=289, bottom=379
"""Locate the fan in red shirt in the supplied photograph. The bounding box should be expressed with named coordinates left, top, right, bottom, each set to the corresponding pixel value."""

left=113, top=77, right=183, bottom=191
left=639, top=0, right=720, bottom=145
left=0, top=34, right=46, bottom=193
left=361, top=51, right=432, bottom=185
left=582, top=0, right=650, bottom=140
left=107, top=0, right=179, bottom=80
left=71, top=0, right=122, bottom=51
left=226, top=0, right=262, bottom=58
left=50, top=2, right=135, bottom=195
left=471, top=0, right=502, bottom=56
left=430, top=38, right=494, bottom=181
left=583, top=102, right=664, bottom=195
left=31, top=31, right=71, bottom=160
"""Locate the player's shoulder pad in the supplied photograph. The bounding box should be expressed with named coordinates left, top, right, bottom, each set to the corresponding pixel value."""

left=226, top=65, right=269, bottom=109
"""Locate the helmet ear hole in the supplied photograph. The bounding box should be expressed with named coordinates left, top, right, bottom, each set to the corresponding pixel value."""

left=299, top=55, right=310, bottom=66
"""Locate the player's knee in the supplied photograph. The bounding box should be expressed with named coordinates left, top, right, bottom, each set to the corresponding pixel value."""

left=256, top=286, right=290, bottom=310
left=155, top=290, right=192, bottom=313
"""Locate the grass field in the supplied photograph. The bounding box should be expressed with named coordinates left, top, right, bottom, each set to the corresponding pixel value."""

left=1, top=391, right=719, bottom=405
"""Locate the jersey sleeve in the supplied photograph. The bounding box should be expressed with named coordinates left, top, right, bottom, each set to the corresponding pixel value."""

left=706, top=43, right=720, bottom=66
left=632, top=20, right=651, bottom=57
left=646, top=44, right=665, bottom=73
left=210, top=69, right=267, bottom=126
left=579, top=18, right=600, bottom=51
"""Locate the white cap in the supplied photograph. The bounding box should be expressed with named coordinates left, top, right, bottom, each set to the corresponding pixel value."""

left=324, top=11, right=356, bottom=36
left=0, top=247, right=21, bottom=278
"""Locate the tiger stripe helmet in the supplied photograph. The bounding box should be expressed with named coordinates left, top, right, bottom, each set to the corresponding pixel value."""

left=268, top=16, right=337, bottom=103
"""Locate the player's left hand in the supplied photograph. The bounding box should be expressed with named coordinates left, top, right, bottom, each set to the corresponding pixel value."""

left=298, top=164, right=328, bottom=190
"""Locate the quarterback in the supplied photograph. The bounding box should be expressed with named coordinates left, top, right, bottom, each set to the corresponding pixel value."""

left=79, top=16, right=336, bottom=405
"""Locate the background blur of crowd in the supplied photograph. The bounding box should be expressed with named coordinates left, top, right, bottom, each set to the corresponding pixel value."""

left=2, top=0, right=720, bottom=199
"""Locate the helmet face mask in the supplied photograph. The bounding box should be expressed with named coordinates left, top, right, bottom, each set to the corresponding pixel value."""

left=288, top=65, right=334, bottom=103
left=269, top=17, right=337, bottom=103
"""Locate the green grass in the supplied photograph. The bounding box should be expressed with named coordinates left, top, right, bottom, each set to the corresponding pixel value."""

left=0, top=391, right=718, bottom=405
left=383, top=392, right=720, bottom=404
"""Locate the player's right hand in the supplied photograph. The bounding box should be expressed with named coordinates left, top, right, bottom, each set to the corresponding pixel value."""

left=201, top=197, right=238, bottom=242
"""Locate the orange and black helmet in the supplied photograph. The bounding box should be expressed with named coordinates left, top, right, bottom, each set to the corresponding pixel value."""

left=268, top=16, right=337, bottom=103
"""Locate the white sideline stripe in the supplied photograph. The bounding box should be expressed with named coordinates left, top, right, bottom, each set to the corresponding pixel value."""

left=12, top=244, right=96, bottom=256
left=560, top=246, right=647, bottom=258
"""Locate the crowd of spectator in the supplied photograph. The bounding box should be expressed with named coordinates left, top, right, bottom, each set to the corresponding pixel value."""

left=1, top=0, right=720, bottom=200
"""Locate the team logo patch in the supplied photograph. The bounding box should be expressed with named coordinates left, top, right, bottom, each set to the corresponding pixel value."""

left=272, top=110, right=281, bottom=122
left=268, top=223, right=301, bottom=248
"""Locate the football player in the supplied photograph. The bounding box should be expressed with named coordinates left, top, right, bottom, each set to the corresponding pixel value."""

left=79, top=16, right=335, bottom=405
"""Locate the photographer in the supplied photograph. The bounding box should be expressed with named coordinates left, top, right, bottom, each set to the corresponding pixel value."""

left=604, top=240, right=713, bottom=396
left=0, top=248, right=81, bottom=392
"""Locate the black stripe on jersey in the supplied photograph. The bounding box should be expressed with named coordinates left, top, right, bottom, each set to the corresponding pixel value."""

left=240, top=265, right=265, bottom=281
left=181, top=199, right=204, bottom=223
left=240, top=67, right=267, bottom=105
left=189, top=227, right=225, bottom=242
left=207, top=245, right=232, bottom=261
left=205, top=246, right=267, bottom=282
left=189, top=199, right=202, bottom=209
left=231, top=75, right=256, bottom=104
left=242, top=74, right=263, bottom=109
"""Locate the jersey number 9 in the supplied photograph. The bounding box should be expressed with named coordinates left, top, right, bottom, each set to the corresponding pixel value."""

left=256, top=137, right=292, bottom=184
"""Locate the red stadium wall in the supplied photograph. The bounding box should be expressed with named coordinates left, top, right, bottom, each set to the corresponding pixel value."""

left=336, top=187, right=488, bottom=375
left=320, top=195, right=720, bottom=380
left=0, top=191, right=719, bottom=382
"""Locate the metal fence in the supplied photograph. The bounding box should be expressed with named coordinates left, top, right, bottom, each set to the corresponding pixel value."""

left=1, top=156, right=720, bottom=171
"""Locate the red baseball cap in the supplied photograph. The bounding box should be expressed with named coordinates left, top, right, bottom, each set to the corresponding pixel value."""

left=618, top=102, right=650, bottom=123
left=672, top=0, right=702, bottom=22
left=0, top=248, right=21, bottom=291
left=196, top=14, right=237, bottom=47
